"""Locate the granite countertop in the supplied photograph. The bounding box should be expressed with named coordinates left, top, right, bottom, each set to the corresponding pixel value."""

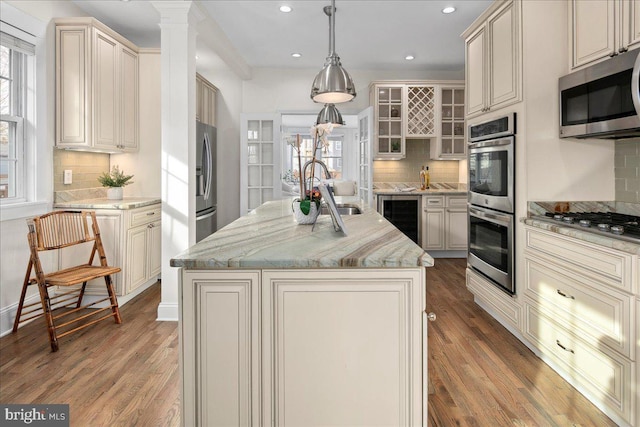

left=373, top=182, right=467, bottom=195
left=54, top=197, right=161, bottom=210
left=523, top=201, right=640, bottom=256
left=171, top=198, right=434, bottom=269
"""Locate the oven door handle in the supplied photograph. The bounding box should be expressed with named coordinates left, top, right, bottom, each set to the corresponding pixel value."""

left=469, top=206, right=512, bottom=226
left=468, top=138, right=512, bottom=149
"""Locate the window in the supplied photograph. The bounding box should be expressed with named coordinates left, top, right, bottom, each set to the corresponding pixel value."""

left=1, top=33, right=32, bottom=201
left=284, top=132, right=345, bottom=187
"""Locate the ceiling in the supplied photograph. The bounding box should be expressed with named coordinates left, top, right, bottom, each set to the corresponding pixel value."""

left=71, top=0, right=492, bottom=74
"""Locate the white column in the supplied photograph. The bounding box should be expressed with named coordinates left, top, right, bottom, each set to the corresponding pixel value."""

left=151, top=1, right=202, bottom=321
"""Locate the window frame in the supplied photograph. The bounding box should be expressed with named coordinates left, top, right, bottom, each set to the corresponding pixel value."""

left=0, top=8, right=51, bottom=221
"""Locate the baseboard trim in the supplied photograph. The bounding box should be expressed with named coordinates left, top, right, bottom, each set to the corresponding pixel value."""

left=157, top=302, right=178, bottom=322
left=0, top=293, right=39, bottom=338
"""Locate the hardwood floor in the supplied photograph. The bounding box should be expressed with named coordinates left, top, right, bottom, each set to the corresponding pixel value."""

left=0, top=282, right=180, bottom=427
left=1, top=262, right=616, bottom=426
left=427, top=259, right=616, bottom=427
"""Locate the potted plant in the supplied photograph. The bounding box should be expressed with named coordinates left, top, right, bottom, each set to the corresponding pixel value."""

left=98, top=166, right=134, bottom=200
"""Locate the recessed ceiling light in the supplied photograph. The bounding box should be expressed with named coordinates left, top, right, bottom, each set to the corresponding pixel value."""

left=291, top=53, right=301, bottom=58
left=195, top=55, right=199, bottom=60
left=280, top=5, right=292, bottom=13
left=442, top=6, right=456, bottom=14
left=405, top=55, right=415, bottom=61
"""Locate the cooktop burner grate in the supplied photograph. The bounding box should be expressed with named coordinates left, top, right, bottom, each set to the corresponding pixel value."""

left=541, top=211, right=640, bottom=242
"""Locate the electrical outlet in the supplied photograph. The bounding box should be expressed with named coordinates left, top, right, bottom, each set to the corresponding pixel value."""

left=63, top=170, right=72, bottom=185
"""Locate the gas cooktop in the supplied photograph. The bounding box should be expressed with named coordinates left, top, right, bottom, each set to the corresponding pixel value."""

left=536, top=211, right=640, bottom=243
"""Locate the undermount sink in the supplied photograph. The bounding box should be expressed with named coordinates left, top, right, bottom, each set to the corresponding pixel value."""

left=320, top=203, right=362, bottom=216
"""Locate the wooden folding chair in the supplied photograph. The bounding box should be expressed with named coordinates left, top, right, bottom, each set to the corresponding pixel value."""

left=12, top=210, right=122, bottom=352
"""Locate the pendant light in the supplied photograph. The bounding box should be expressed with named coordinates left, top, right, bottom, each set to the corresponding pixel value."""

left=310, top=0, right=356, bottom=104
left=316, top=103, right=345, bottom=126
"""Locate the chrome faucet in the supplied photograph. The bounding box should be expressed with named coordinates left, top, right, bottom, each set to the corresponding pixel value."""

left=301, top=159, right=331, bottom=196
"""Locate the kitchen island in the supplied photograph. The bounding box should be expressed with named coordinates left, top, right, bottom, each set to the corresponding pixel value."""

left=171, top=198, right=433, bottom=427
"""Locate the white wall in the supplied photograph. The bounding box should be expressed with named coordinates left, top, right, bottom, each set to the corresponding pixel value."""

left=0, top=1, right=88, bottom=336
left=111, top=50, right=162, bottom=198
left=243, top=67, right=465, bottom=115
left=522, top=1, right=614, bottom=202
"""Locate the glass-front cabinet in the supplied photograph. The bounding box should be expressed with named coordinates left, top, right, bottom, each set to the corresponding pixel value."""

left=372, top=84, right=404, bottom=159
left=431, top=86, right=466, bottom=159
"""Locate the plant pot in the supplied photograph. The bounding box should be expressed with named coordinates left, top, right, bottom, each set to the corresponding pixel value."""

left=107, top=187, right=123, bottom=200
left=292, top=199, right=319, bottom=224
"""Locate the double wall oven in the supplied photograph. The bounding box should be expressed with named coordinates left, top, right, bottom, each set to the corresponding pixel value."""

left=467, top=114, right=516, bottom=294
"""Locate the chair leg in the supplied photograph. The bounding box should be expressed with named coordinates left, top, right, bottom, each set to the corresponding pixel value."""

left=104, top=275, right=122, bottom=324
left=37, top=282, right=59, bottom=352
left=76, top=281, right=88, bottom=308
left=12, top=260, right=33, bottom=333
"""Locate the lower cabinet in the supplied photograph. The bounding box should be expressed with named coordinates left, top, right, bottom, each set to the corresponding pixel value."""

left=423, top=195, right=468, bottom=251
left=522, top=226, right=637, bottom=426
left=57, top=203, right=161, bottom=298
left=180, top=268, right=427, bottom=427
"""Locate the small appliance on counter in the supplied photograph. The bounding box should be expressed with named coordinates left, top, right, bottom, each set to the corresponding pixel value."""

left=195, top=121, right=217, bottom=242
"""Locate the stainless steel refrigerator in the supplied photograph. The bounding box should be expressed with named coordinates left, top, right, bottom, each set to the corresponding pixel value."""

left=196, top=121, right=217, bottom=242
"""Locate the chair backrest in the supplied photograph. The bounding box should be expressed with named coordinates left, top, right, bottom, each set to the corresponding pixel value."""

left=28, top=211, right=96, bottom=251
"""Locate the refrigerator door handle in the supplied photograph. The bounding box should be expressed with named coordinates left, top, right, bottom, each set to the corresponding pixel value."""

left=203, top=133, right=212, bottom=200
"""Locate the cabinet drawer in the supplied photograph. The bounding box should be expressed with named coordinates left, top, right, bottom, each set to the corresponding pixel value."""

left=524, top=255, right=633, bottom=358
left=525, top=227, right=634, bottom=292
left=446, top=196, right=467, bottom=209
left=523, top=306, right=634, bottom=423
left=423, top=196, right=444, bottom=209
left=129, top=204, right=161, bottom=228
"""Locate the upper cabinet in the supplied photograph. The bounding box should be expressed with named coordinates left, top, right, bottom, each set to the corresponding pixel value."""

left=196, top=73, right=218, bottom=127
left=370, top=81, right=462, bottom=160
left=371, top=84, right=405, bottom=159
left=431, top=85, right=466, bottom=160
left=56, top=18, right=139, bottom=153
left=463, top=0, right=522, bottom=118
left=570, top=0, right=640, bottom=70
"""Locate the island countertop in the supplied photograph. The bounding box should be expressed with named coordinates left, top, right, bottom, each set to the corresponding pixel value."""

left=171, top=198, right=434, bottom=269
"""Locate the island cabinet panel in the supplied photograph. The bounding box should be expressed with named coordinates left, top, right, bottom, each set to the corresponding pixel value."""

left=261, top=269, right=425, bottom=427
left=181, top=270, right=260, bottom=427
left=179, top=267, right=427, bottom=427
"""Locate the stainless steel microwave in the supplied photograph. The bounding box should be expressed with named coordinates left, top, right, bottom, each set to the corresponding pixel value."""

left=559, top=50, right=640, bottom=139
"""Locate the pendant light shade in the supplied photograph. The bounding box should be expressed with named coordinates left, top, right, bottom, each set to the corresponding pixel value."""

left=310, top=0, right=356, bottom=104
left=316, top=103, right=345, bottom=126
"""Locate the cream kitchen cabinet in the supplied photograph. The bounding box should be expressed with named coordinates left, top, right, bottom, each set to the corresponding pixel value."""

left=431, top=86, right=466, bottom=159
left=523, top=226, right=638, bottom=426
left=125, top=205, right=161, bottom=293
left=56, top=18, right=139, bottom=153
left=196, top=73, right=217, bottom=127
left=371, top=84, right=406, bottom=159
left=570, top=0, right=640, bottom=70
left=463, top=0, right=521, bottom=118
left=57, top=203, right=161, bottom=299
left=422, top=195, right=468, bottom=251
left=180, top=268, right=426, bottom=427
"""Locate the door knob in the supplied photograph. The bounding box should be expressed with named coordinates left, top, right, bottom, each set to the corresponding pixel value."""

left=427, top=312, right=436, bottom=321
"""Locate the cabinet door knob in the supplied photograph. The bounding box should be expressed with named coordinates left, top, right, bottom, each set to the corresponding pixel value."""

left=610, top=51, right=619, bottom=57
left=619, top=46, right=628, bottom=53
left=427, top=312, right=437, bottom=321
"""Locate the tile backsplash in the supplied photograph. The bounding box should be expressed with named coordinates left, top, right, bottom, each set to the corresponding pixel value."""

left=53, top=150, right=110, bottom=192
left=615, top=141, right=640, bottom=203
left=373, top=139, right=459, bottom=183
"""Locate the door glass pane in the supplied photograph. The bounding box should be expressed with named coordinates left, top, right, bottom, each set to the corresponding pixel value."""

left=248, top=144, right=259, bottom=164
left=248, top=165, right=260, bottom=187
left=262, top=165, right=273, bottom=186
left=248, top=188, right=260, bottom=210
left=390, top=138, right=401, bottom=153
left=262, top=143, right=273, bottom=164
left=261, top=120, right=274, bottom=141
left=248, top=120, right=259, bottom=140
